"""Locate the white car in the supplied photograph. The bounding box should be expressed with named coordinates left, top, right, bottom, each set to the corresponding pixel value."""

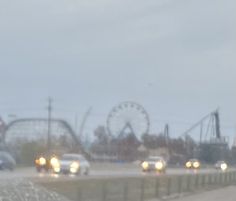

left=215, top=160, right=228, bottom=171
left=52, top=153, right=90, bottom=175
left=141, top=156, right=167, bottom=173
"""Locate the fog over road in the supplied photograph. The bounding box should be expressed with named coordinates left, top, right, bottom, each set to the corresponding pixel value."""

left=1, top=166, right=235, bottom=201
left=0, top=166, right=230, bottom=181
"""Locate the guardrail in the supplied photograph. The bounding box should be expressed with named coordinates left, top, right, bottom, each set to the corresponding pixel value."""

left=38, top=170, right=236, bottom=201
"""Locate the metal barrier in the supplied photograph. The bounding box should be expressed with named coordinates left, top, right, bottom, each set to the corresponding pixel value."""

left=38, top=170, right=236, bottom=201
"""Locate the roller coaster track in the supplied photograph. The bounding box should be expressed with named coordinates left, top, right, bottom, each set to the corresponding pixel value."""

left=3, top=118, right=86, bottom=154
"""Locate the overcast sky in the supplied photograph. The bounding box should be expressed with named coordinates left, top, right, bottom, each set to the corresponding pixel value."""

left=0, top=0, right=235, bottom=143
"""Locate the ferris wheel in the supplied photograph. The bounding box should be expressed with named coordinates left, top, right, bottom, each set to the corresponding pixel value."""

left=107, top=102, right=150, bottom=139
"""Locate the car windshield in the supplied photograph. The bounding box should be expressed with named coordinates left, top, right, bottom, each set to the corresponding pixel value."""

left=190, top=159, right=198, bottom=162
left=148, top=157, right=163, bottom=161
left=61, top=155, right=83, bottom=161
left=0, top=152, right=15, bottom=163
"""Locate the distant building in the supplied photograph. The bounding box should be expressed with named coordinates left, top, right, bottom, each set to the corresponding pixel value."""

left=137, top=144, right=169, bottom=161
left=148, top=147, right=170, bottom=160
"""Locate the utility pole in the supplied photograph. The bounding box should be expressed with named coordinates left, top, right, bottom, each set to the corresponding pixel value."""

left=200, top=123, right=203, bottom=144
left=214, top=110, right=221, bottom=139
left=164, top=124, right=171, bottom=155
left=47, top=97, right=52, bottom=154
left=164, top=124, right=169, bottom=144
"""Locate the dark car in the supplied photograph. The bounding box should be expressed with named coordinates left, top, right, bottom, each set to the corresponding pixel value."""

left=185, top=158, right=201, bottom=169
left=0, top=151, right=16, bottom=171
left=34, top=154, right=59, bottom=172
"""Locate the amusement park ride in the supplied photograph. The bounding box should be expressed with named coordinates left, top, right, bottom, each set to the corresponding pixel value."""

left=0, top=99, right=230, bottom=165
left=107, top=101, right=150, bottom=139
left=182, top=109, right=229, bottom=162
left=106, top=102, right=229, bottom=163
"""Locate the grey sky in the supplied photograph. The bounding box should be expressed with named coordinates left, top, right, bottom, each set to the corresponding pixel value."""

left=0, top=0, right=235, bottom=142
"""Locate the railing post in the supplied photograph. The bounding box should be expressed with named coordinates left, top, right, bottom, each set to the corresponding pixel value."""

left=208, top=174, right=211, bottom=185
left=195, top=174, right=199, bottom=189
left=212, top=173, right=215, bottom=185
left=226, top=172, right=228, bottom=184
left=228, top=172, right=230, bottom=184
left=140, top=179, right=145, bottom=201
left=220, top=172, right=223, bottom=184
left=77, top=186, right=82, bottom=201
left=225, top=172, right=228, bottom=184
left=187, top=175, right=191, bottom=191
left=208, top=174, right=210, bottom=185
left=123, top=182, right=128, bottom=201
left=167, top=177, right=171, bottom=196
left=155, top=178, right=160, bottom=198
left=102, top=181, right=107, bottom=201
left=201, top=174, right=205, bottom=187
left=178, top=176, right=182, bottom=194
left=218, top=173, right=221, bottom=185
left=214, top=173, right=217, bottom=184
left=226, top=172, right=229, bottom=184
left=228, top=172, right=229, bottom=184
left=222, top=173, right=225, bottom=185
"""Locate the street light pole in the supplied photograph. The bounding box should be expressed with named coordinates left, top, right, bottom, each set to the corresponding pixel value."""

left=47, top=97, right=52, bottom=154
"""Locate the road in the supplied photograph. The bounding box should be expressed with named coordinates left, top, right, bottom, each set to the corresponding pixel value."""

left=0, top=166, right=226, bottom=181
left=0, top=165, right=234, bottom=201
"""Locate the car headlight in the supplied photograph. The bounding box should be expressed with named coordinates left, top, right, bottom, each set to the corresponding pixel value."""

left=38, top=157, right=46, bottom=166
left=185, top=161, right=191, bottom=168
left=50, top=157, right=59, bottom=167
left=70, top=162, right=80, bottom=173
left=220, top=163, right=227, bottom=171
left=193, top=161, right=200, bottom=168
left=53, top=166, right=61, bottom=173
left=155, top=161, right=164, bottom=170
left=142, top=162, right=149, bottom=170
